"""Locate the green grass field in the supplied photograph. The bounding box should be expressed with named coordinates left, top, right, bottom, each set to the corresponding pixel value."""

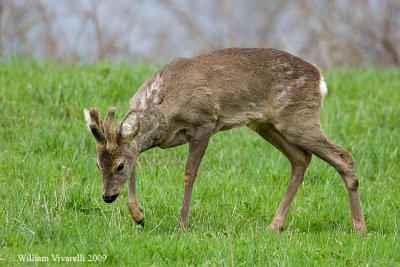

left=0, top=61, right=399, bottom=266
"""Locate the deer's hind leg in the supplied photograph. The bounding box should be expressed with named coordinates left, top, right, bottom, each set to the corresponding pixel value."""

left=275, top=118, right=367, bottom=235
left=249, top=122, right=312, bottom=231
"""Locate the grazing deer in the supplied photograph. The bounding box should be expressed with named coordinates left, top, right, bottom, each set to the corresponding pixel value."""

left=84, top=48, right=367, bottom=235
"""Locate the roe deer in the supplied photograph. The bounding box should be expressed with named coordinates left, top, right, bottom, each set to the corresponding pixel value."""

left=84, top=48, right=367, bottom=235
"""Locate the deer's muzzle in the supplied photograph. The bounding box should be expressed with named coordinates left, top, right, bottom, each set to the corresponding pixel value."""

left=103, top=193, right=119, bottom=203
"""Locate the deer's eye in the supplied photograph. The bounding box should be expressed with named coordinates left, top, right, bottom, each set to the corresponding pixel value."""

left=116, top=163, right=125, bottom=173
left=96, top=163, right=100, bottom=170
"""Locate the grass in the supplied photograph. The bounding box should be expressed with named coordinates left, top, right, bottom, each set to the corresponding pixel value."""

left=0, top=61, right=399, bottom=266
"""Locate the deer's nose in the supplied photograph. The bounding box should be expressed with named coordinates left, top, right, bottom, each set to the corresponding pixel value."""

left=103, top=193, right=119, bottom=203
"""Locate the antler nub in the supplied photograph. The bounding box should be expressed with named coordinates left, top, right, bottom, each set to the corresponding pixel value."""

left=84, top=107, right=138, bottom=147
left=103, top=107, right=118, bottom=149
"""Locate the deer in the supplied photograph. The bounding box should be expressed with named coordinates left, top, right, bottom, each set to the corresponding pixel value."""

left=83, top=48, right=367, bottom=235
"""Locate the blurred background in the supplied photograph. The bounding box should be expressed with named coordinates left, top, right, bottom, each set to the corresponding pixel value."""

left=1, top=0, right=399, bottom=69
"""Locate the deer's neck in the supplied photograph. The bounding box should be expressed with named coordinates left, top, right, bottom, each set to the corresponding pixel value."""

left=130, top=70, right=168, bottom=152
left=134, top=107, right=167, bottom=153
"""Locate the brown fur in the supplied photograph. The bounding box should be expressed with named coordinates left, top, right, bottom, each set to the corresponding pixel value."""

left=84, top=48, right=367, bottom=235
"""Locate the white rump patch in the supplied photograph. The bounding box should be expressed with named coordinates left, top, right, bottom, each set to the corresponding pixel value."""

left=319, top=76, right=328, bottom=97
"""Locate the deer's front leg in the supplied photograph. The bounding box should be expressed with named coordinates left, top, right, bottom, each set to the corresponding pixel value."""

left=178, top=138, right=210, bottom=229
left=127, top=167, right=144, bottom=227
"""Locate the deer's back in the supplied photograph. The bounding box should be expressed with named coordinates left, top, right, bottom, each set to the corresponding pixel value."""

left=157, top=48, right=323, bottom=132
left=130, top=48, right=324, bottom=140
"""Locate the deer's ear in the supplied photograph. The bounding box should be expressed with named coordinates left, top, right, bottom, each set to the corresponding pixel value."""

left=83, top=108, right=106, bottom=143
left=119, top=111, right=139, bottom=141
left=83, top=108, right=93, bottom=129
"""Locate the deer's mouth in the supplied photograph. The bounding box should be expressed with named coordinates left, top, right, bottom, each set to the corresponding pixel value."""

left=103, top=193, right=119, bottom=203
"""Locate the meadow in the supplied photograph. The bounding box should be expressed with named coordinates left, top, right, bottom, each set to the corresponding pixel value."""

left=0, top=61, right=399, bottom=266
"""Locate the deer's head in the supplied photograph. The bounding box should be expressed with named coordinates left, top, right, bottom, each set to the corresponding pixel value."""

left=84, top=108, right=139, bottom=203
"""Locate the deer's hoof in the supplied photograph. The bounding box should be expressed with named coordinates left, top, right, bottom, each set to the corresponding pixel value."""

left=267, top=223, right=284, bottom=232
left=175, top=221, right=188, bottom=230
left=136, top=218, right=145, bottom=228
left=354, top=223, right=367, bottom=236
